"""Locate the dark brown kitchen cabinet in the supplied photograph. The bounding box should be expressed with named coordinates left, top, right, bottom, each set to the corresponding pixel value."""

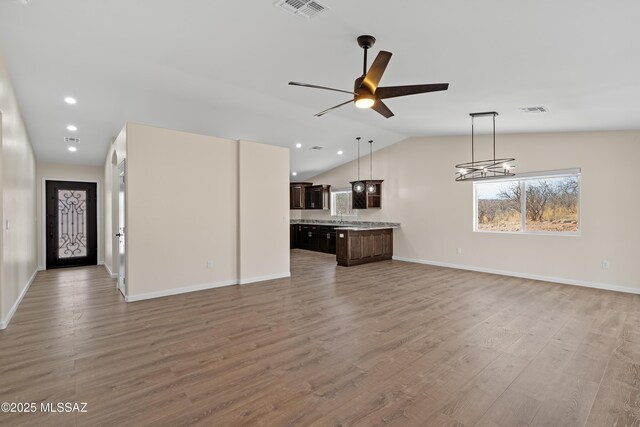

left=336, top=228, right=393, bottom=266
left=319, top=229, right=337, bottom=253
left=307, top=226, right=321, bottom=252
left=298, top=225, right=316, bottom=251
left=295, top=225, right=305, bottom=248
left=305, top=185, right=331, bottom=210
left=292, top=224, right=336, bottom=254
left=290, top=182, right=313, bottom=209
left=351, top=180, right=383, bottom=209
left=290, top=224, right=297, bottom=249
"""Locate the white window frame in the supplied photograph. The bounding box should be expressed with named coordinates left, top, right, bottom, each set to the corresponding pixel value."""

left=330, top=188, right=357, bottom=217
left=473, top=168, right=581, bottom=236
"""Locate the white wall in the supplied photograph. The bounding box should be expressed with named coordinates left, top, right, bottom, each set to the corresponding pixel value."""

left=36, top=161, right=103, bottom=269
left=125, top=124, right=239, bottom=299
left=302, top=130, right=640, bottom=293
left=239, top=140, right=289, bottom=283
left=0, top=48, right=37, bottom=328
left=115, top=124, right=290, bottom=301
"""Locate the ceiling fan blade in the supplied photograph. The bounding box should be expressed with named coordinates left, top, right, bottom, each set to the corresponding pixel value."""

left=314, top=100, right=353, bottom=117
left=289, top=81, right=356, bottom=96
left=361, top=51, right=392, bottom=93
left=371, top=100, right=394, bottom=118
left=375, top=83, right=449, bottom=100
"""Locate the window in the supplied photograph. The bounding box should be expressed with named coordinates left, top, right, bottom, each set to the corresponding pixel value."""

left=331, top=189, right=356, bottom=217
left=474, top=170, right=580, bottom=234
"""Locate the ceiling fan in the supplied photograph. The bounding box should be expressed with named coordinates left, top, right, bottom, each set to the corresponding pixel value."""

left=289, top=35, right=449, bottom=118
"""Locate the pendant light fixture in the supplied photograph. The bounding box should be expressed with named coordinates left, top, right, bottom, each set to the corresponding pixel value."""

left=353, top=137, right=365, bottom=193
left=455, top=111, right=515, bottom=182
left=366, top=140, right=377, bottom=193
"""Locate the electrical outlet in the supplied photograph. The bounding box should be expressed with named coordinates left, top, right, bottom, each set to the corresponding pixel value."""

left=601, top=260, right=609, bottom=270
left=207, top=260, right=214, bottom=269
left=456, top=247, right=462, bottom=255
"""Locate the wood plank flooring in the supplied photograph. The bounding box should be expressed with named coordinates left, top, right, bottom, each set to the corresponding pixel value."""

left=1, top=249, right=639, bottom=426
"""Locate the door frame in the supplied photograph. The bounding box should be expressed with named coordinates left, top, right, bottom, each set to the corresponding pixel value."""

left=116, top=160, right=126, bottom=297
left=40, top=178, right=102, bottom=270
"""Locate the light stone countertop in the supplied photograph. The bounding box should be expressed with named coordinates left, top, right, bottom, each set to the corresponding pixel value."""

left=290, top=219, right=400, bottom=229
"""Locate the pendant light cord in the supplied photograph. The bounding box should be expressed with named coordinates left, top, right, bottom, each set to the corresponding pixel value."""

left=369, top=140, right=373, bottom=179
left=471, top=116, right=475, bottom=164
left=356, top=137, right=361, bottom=180
left=493, top=113, right=496, bottom=176
left=493, top=114, right=496, bottom=160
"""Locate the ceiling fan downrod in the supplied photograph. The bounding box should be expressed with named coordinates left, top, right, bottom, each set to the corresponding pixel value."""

left=357, top=35, right=377, bottom=76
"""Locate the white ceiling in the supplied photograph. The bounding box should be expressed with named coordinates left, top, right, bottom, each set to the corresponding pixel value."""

left=1, top=0, right=639, bottom=180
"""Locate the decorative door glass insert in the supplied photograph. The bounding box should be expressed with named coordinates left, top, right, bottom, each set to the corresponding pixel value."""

left=58, top=189, right=87, bottom=258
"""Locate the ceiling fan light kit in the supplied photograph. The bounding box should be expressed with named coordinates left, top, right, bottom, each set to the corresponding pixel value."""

left=355, top=97, right=375, bottom=109
left=455, top=112, right=516, bottom=182
left=289, top=35, right=449, bottom=118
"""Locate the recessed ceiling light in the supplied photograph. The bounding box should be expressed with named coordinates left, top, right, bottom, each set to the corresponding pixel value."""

left=295, top=143, right=302, bottom=148
left=291, top=172, right=297, bottom=176
left=68, top=146, right=77, bottom=152
left=66, top=125, right=77, bottom=132
left=337, top=150, right=343, bottom=155
left=64, top=97, right=77, bottom=105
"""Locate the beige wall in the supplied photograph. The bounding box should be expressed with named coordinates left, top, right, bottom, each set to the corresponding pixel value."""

left=36, top=161, right=103, bottom=269
left=303, top=130, right=640, bottom=292
left=0, top=49, right=37, bottom=328
left=125, top=123, right=239, bottom=299
left=117, top=124, right=290, bottom=300
left=239, top=140, right=289, bottom=283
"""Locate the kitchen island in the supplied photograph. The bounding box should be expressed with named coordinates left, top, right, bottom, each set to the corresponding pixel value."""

left=290, top=220, right=400, bottom=266
left=335, top=226, right=394, bottom=267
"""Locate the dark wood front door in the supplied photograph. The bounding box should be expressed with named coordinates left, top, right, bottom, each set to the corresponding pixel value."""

left=46, top=180, right=97, bottom=269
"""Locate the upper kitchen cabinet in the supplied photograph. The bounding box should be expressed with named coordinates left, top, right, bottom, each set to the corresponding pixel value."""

left=290, top=182, right=313, bottom=209
left=351, top=180, right=383, bottom=209
left=305, top=185, right=331, bottom=210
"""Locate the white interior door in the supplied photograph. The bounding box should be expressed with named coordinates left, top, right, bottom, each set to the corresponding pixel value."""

left=117, top=161, right=126, bottom=296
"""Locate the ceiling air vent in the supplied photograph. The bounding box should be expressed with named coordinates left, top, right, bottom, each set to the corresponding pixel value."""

left=275, top=0, right=328, bottom=19
left=310, top=146, right=324, bottom=150
left=64, top=137, right=80, bottom=143
left=519, top=106, right=548, bottom=113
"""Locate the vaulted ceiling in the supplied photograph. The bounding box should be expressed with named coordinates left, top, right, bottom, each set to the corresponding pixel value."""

left=1, top=0, right=639, bottom=180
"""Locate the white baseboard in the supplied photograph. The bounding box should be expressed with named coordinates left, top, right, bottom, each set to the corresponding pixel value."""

left=239, top=272, right=291, bottom=285
left=392, top=256, right=640, bottom=295
left=98, top=261, right=104, bottom=266
left=103, top=263, right=118, bottom=279
left=0, top=269, right=38, bottom=330
left=125, top=279, right=239, bottom=302
left=126, top=272, right=292, bottom=301
left=37, top=265, right=45, bottom=271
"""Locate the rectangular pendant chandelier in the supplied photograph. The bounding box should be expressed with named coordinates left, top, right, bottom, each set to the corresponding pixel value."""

left=455, top=111, right=515, bottom=182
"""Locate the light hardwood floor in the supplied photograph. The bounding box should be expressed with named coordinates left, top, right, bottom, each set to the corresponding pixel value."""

left=1, top=249, right=639, bottom=426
